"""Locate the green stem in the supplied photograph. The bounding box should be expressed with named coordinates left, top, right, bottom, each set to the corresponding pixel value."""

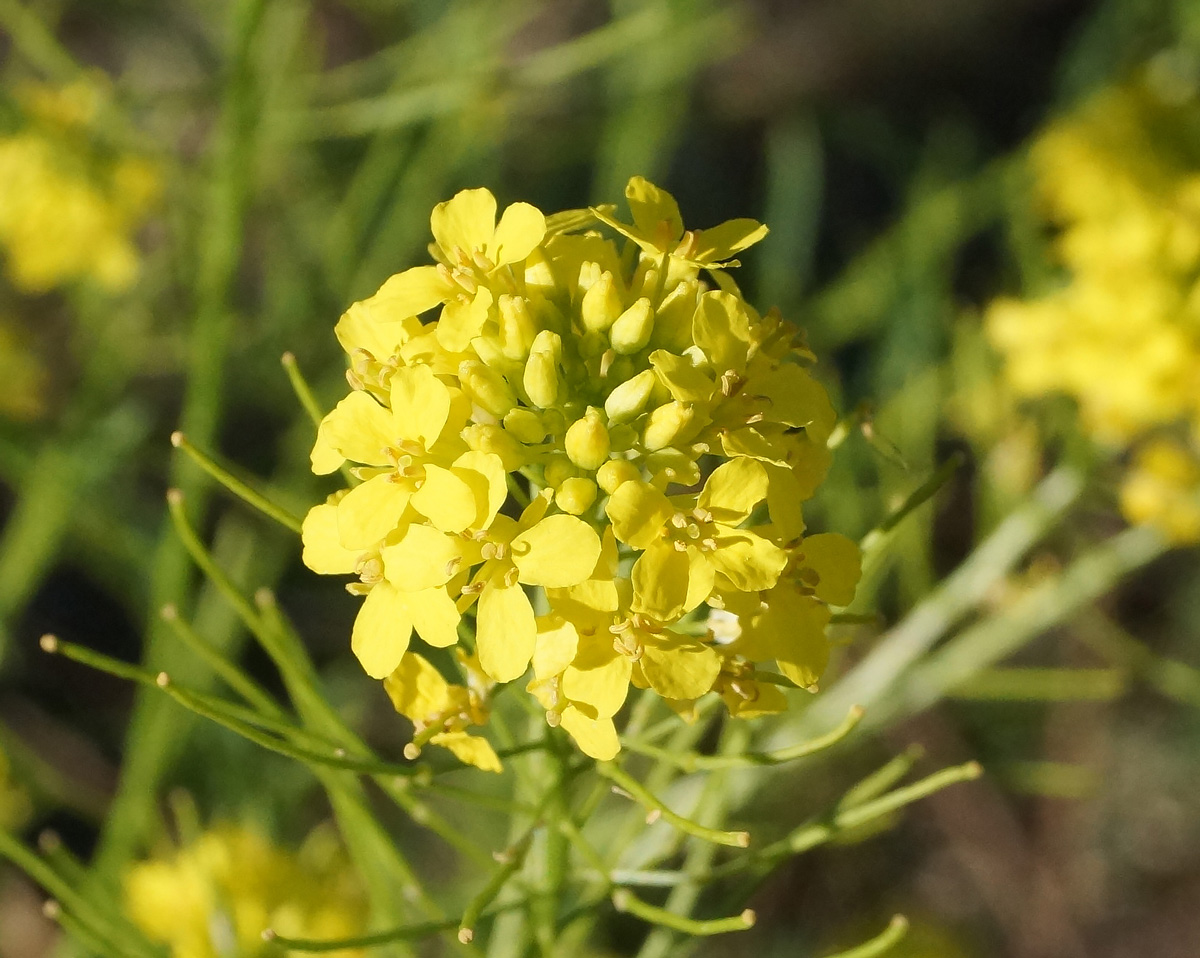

left=822, top=915, right=909, bottom=958
left=458, top=832, right=536, bottom=944
left=170, top=432, right=303, bottom=533
left=612, top=890, right=755, bottom=937
left=280, top=352, right=327, bottom=429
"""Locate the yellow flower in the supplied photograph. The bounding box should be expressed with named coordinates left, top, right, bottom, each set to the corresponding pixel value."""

left=1121, top=438, right=1200, bottom=544
left=384, top=651, right=501, bottom=772
left=303, top=177, right=852, bottom=762
left=124, top=825, right=367, bottom=958
left=0, top=81, right=159, bottom=293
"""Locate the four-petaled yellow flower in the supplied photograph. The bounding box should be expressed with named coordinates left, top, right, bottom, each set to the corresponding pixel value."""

left=302, top=177, right=859, bottom=762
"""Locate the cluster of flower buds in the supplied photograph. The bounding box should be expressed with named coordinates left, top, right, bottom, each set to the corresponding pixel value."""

left=302, top=177, right=860, bottom=765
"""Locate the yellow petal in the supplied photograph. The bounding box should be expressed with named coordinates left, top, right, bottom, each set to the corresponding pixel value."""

left=533, top=615, right=579, bottom=680
left=389, top=365, right=450, bottom=446
left=431, top=187, right=497, bottom=258
left=381, top=525, right=462, bottom=591
left=699, top=457, right=768, bottom=524
left=684, top=547, right=716, bottom=612
left=301, top=502, right=359, bottom=574
left=436, top=287, right=493, bottom=353
left=562, top=645, right=631, bottom=718
left=801, top=533, right=861, bottom=607
left=489, top=202, right=546, bottom=265
left=476, top=579, right=535, bottom=682
left=692, top=291, right=751, bottom=373
left=604, top=480, right=673, bottom=550
left=761, top=592, right=831, bottom=688
left=511, top=514, right=601, bottom=588
left=351, top=582, right=413, bottom=679
left=764, top=463, right=807, bottom=541
left=383, top=651, right=453, bottom=718
left=313, top=391, right=394, bottom=473
left=689, top=218, right=768, bottom=264
left=431, top=731, right=502, bottom=773
left=625, top=176, right=683, bottom=246
left=630, top=541, right=690, bottom=622
left=708, top=529, right=788, bottom=592
left=406, top=587, right=461, bottom=648
left=335, top=473, right=411, bottom=550
left=649, top=349, right=715, bottom=402
left=334, top=298, right=422, bottom=359
left=558, top=707, right=620, bottom=760
left=753, top=363, right=835, bottom=431
left=373, top=265, right=451, bottom=317
left=640, top=635, right=720, bottom=701
left=411, top=464, right=480, bottom=533
left=453, top=450, right=507, bottom=529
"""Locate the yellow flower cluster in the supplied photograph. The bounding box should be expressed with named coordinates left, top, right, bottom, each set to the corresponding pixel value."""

left=124, top=825, right=366, bottom=958
left=986, top=81, right=1200, bottom=542
left=0, top=79, right=159, bottom=293
left=302, top=177, right=860, bottom=762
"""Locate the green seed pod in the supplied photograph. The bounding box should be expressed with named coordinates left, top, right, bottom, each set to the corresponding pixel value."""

left=642, top=401, right=695, bottom=451
left=459, top=360, right=516, bottom=418
left=555, top=477, right=598, bottom=515
left=609, top=298, right=655, bottom=354
left=523, top=329, right=561, bottom=408
left=603, top=369, right=656, bottom=424
left=580, top=271, right=622, bottom=333
left=565, top=406, right=611, bottom=471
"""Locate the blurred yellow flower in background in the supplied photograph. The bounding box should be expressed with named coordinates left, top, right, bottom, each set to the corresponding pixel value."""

left=986, top=77, right=1200, bottom=541
left=0, top=79, right=159, bottom=294
left=124, top=825, right=367, bottom=958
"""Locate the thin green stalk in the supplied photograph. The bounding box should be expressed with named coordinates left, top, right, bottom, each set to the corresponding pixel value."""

left=458, top=832, right=536, bottom=944
left=622, top=705, right=863, bottom=772
left=170, top=432, right=303, bottom=533
left=613, top=891, right=755, bottom=937
left=159, top=604, right=285, bottom=718
left=822, top=915, right=909, bottom=958
left=858, top=452, right=964, bottom=571
left=595, top=762, right=750, bottom=848
left=835, top=747, right=924, bottom=813
left=1079, top=610, right=1200, bottom=708
left=281, top=352, right=327, bottom=429
left=95, top=0, right=270, bottom=878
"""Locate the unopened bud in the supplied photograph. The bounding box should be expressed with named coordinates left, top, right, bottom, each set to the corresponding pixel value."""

left=597, top=459, right=641, bottom=494
left=642, top=401, right=695, bottom=451
left=498, top=294, right=537, bottom=360
left=503, top=407, right=545, bottom=444
left=543, top=456, right=577, bottom=488
left=565, top=407, right=610, bottom=471
left=604, top=369, right=656, bottom=424
left=459, top=360, right=516, bottom=417
left=610, top=298, right=655, bottom=354
left=555, top=477, right=598, bottom=515
left=523, top=330, right=561, bottom=408
left=462, top=423, right=526, bottom=471
left=580, top=271, right=622, bottom=332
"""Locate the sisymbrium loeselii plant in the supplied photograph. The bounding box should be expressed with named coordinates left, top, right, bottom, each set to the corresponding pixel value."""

left=300, top=176, right=863, bottom=766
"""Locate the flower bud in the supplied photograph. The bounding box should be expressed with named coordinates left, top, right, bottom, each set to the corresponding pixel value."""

left=565, top=407, right=611, bottom=471
left=499, top=294, right=537, bottom=360
left=459, top=360, right=516, bottom=417
left=580, top=271, right=622, bottom=332
left=543, top=456, right=577, bottom=488
left=642, top=401, right=695, bottom=451
left=610, top=298, right=654, bottom=354
left=462, top=423, right=526, bottom=471
left=597, top=459, right=641, bottom=494
left=604, top=369, right=656, bottom=424
left=502, top=407, right=545, bottom=444
left=523, top=330, right=561, bottom=408
left=555, top=477, right=598, bottom=515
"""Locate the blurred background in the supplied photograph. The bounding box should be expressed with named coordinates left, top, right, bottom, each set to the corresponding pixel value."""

left=2, top=0, right=1199, bottom=956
